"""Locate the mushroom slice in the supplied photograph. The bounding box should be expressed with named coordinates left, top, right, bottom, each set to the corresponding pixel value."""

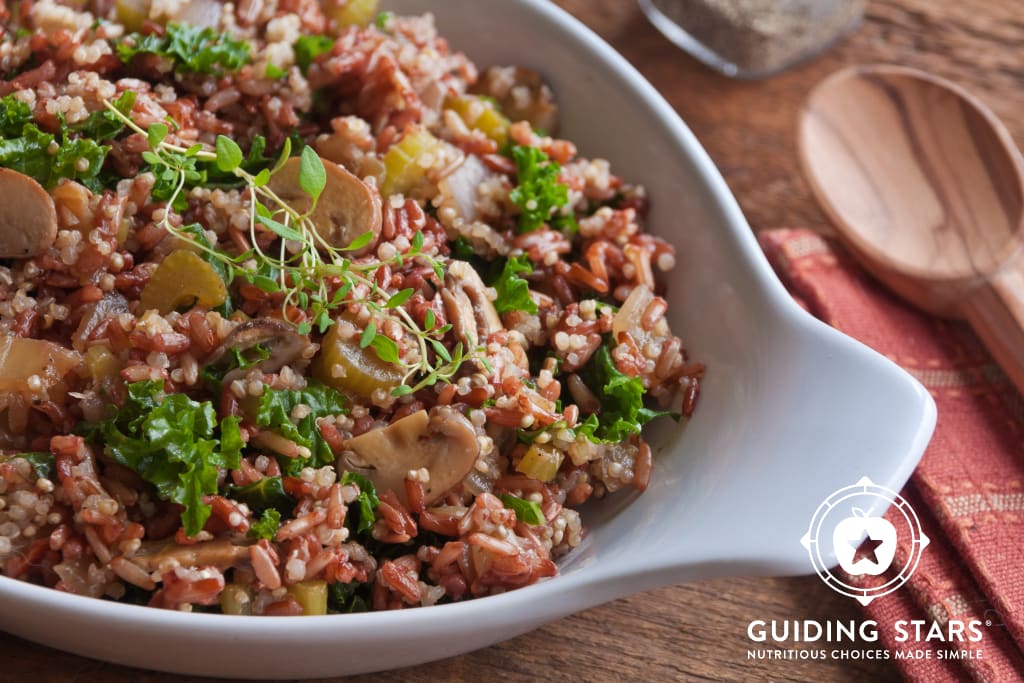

left=340, top=407, right=480, bottom=507
left=204, top=318, right=309, bottom=384
left=442, top=260, right=503, bottom=346
left=471, top=66, right=559, bottom=135
left=131, top=538, right=252, bottom=573
left=267, top=156, right=382, bottom=256
left=72, top=293, right=129, bottom=352
left=0, top=168, right=57, bottom=258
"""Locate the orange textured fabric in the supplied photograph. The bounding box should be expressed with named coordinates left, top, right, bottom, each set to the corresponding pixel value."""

left=760, top=229, right=1024, bottom=682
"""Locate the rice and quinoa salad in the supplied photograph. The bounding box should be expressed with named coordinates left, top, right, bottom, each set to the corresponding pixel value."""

left=0, top=0, right=704, bottom=615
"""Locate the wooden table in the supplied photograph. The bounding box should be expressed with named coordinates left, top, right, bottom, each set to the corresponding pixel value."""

left=5, top=1, right=1021, bottom=680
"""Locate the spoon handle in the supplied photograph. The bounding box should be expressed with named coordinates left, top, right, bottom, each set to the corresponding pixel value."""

left=963, top=254, right=1024, bottom=395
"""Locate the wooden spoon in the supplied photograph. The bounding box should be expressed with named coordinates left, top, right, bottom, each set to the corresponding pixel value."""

left=798, top=64, right=1024, bottom=393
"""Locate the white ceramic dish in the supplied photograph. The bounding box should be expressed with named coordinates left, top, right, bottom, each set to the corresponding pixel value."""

left=0, top=0, right=936, bottom=677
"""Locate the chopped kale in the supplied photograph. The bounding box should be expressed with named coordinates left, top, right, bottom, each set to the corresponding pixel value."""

left=227, top=476, right=293, bottom=516
left=293, top=34, right=334, bottom=74
left=508, top=144, right=571, bottom=233
left=340, top=471, right=379, bottom=534
left=254, top=383, right=348, bottom=476
left=577, top=342, right=673, bottom=443
left=83, top=380, right=243, bottom=536
left=491, top=254, right=537, bottom=315
left=117, top=23, right=250, bottom=75
left=248, top=508, right=281, bottom=541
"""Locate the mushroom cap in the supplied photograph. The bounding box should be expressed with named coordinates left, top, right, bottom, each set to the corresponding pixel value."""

left=267, top=156, right=382, bottom=256
left=204, top=318, right=310, bottom=384
left=0, top=168, right=57, bottom=258
left=340, top=407, right=480, bottom=507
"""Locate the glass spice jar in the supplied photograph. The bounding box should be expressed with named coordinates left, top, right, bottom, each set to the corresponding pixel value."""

left=639, top=0, right=866, bottom=79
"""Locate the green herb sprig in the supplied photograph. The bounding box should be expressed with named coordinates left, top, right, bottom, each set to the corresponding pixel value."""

left=102, top=100, right=491, bottom=397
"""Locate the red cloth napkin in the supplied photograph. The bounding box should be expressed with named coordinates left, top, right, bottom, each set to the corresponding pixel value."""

left=760, top=229, right=1024, bottom=682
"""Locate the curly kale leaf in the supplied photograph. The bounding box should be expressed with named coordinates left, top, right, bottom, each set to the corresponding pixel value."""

left=255, top=383, right=348, bottom=476
left=508, top=145, right=572, bottom=233
left=86, top=381, right=243, bottom=536
left=577, top=343, right=673, bottom=443
left=118, top=23, right=250, bottom=75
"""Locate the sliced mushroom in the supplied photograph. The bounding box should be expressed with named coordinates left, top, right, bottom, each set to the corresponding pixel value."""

left=72, top=293, right=129, bottom=352
left=204, top=318, right=309, bottom=384
left=267, top=156, right=382, bottom=256
left=0, top=168, right=57, bottom=258
left=471, top=66, right=559, bottom=135
left=339, top=407, right=480, bottom=507
left=442, top=260, right=503, bottom=347
left=131, top=538, right=252, bottom=573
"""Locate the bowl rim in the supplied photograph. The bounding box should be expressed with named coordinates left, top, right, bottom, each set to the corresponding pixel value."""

left=0, top=0, right=937, bottom=669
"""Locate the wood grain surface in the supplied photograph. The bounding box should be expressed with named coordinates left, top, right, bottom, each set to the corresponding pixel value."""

left=799, top=63, right=1024, bottom=402
left=5, top=1, right=1023, bottom=681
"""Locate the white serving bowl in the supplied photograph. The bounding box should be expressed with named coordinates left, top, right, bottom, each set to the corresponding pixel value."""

left=0, top=0, right=936, bottom=677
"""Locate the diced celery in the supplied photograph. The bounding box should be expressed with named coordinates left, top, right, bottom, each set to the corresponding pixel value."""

left=516, top=442, right=564, bottom=483
left=288, top=579, right=328, bottom=615
left=220, top=584, right=253, bottom=615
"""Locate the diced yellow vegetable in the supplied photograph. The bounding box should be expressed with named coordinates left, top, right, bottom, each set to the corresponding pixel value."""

left=0, top=336, right=80, bottom=396
left=330, top=0, right=378, bottom=27
left=380, top=127, right=443, bottom=197
left=115, top=0, right=152, bottom=32
left=445, top=95, right=510, bottom=146
left=516, top=442, right=564, bottom=483
left=138, top=249, right=228, bottom=315
left=220, top=584, right=253, bottom=615
left=313, top=318, right=404, bottom=399
left=85, top=345, right=121, bottom=382
left=288, top=579, right=328, bottom=615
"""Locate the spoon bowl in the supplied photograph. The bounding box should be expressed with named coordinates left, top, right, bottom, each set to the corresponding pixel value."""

left=799, top=65, right=1024, bottom=391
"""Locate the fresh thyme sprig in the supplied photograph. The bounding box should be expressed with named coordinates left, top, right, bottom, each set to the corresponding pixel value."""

left=102, top=99, right=491, bottom=396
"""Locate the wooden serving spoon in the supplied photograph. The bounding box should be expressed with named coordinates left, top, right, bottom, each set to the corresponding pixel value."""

left=798, top=64, right=1024, bottom=394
